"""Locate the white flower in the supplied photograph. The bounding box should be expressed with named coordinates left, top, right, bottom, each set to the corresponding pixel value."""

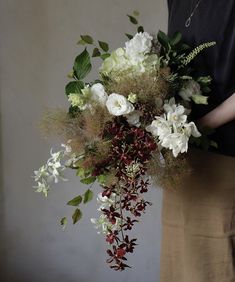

left=33, top=165, right=49, bottom=182
left=90, top=214, right=122, bottom=235
left=179, top=80, right=208, bottom=105
left=96, top=192, right=117, bottom=211
left=33, top=179, right=50, bottom=197
left=125, top=32, right=153, bottom=64
left=125, top=110, right=142, bottom=127
left=90, top=83, right=108, bottom=106
left=127, top=93, right=137, bottom=103
left=146, top=116, right=171, bottom=140
left=146, top=98, right=202, bottom=157
left=99, top=47, right=129, bottom=75
left=106, top=93, right=134, bottom=116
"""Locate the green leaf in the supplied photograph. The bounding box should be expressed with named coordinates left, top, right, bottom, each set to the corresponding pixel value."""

left=157, top=30, right=170, bottom=49
left=72, top=208, right=82, bottom=224
left=80, top=35, right=94, bottom=44
left=80, top=176, right=96, bottom=185
left=127, top=14, right=138, bottom=25
left=60, top=217, right=67, bottom=229
left=73, top=48, right=92, bottom=80
left=100, top=53, right=110, bottom=60
left=65, top=81, right=84, bottom=96
left=170, top=31, right=182, bottom=46
left=67, top=195, right=83, bottom=206
left=92, top=47, right=101, bottom=57
left=97, top=174, right=107, bottom=184
left=77, top=39, right=86, bottom=45
left=133, top=10, right=140, bottom=17
left=125, top=33, right=133, bottom=40
left=83, top=189, right=93, bottom=204
left=98, top=41, right=109, bottom=52
left=137, top=26, right=144, bottom=33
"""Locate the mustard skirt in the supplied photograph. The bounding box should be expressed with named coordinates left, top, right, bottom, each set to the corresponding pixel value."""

left=160, top=146, right=235, bottom=282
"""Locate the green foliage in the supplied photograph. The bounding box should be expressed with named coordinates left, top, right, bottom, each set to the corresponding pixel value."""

left=125, top=33, right=133, bottom=40
left=83, top=189, right=93, bottom=204
left=127, top=14, right=138, bottom=25
left=80, top=176, right=96, bottom=185
left=92, top=47, right=101, bottom=57
left=73, top=48, right=92, bottom=80
left=67, top=195, right=83, bottom=206
left=100, top=53, right=110, bottom=60
left=80, top=35, right=94, bottom=44
left=65, top=81, right=84, bottom=96
left=72, top=208, right=82, bottom=224
left=60, top=217, right=67, bottom=229
left=98, top=41, right=109, bottom=52
left=137, top=26, right=144, bottom=33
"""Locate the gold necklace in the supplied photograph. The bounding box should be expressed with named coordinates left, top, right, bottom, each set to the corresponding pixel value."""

left=185, top=0, right=203, bottom=28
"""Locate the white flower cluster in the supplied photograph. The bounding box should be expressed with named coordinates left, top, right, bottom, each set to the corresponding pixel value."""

left=68, top=83, right=108, bottom=111
left=146, top=97, right=201, bottom=157
left=33, top=142, right=78, bottom=196
left=68, top=82, right=141, bottom=127
left=90, top=192, right=122, bottom=235
left=100, top=32, right=154, bottom=77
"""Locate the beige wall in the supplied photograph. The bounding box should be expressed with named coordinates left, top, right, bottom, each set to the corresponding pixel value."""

left=0, top=1, right=168, bottom=281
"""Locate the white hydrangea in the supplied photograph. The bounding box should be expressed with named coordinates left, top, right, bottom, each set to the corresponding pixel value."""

left=100, top=32, right=155, bottom=78
left=125, top=32, right=153, bottom=64
left=146, top=97, right=201, bottom=157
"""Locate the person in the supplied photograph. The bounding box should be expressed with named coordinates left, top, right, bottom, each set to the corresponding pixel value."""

left=159, top=1, right=235, bottom=281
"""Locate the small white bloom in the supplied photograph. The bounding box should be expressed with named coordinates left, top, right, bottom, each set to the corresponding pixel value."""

left=90, top=83, right=108, bottom=106
left=33, top=165, right=49, bottom=182
left=97, top=192, right=117, bottom=211
left=125, top=110, right=142, bottom=127
left=33, top=179, right=50, bottom=197
left=106, top=93, right=134, bottom=116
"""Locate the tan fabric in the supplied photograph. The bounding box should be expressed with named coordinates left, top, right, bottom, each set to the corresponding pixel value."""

left=160, top=146, right=235, bottom=282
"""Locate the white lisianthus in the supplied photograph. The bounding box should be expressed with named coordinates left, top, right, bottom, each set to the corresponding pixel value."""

left=179, top=80, right=208, bottom=105
left=125, top=32, right=153, bottom=64
left=90, top=83, right=108, bottom=106
left=125, top=110, right=142, bottom=127
left=106, top=93, right=134, bottom=116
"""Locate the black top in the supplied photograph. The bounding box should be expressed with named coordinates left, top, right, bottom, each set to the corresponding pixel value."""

left=167, top=0, right=235, bottom=157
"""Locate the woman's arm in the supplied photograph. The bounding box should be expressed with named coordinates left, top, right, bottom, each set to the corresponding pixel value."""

left=195, top=92, right=235, bottom=130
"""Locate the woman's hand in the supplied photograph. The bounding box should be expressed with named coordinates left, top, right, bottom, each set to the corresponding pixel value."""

left=195, top=92, right=235, bottom=130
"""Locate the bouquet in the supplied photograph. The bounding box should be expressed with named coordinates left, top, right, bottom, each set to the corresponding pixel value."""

left=33, top=11, right=216, bottom=271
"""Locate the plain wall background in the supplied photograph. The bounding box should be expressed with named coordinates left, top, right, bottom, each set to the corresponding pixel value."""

left=0, top=1, right=168, bottom=281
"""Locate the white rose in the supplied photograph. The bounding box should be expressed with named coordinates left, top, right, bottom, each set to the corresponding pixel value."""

left=106, top=93, right=134, bottom=116
left=90, top=83, right=108, bottom=106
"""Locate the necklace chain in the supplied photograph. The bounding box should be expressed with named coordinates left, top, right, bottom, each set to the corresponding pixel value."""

left=185, top=0, right=203, bottom=28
